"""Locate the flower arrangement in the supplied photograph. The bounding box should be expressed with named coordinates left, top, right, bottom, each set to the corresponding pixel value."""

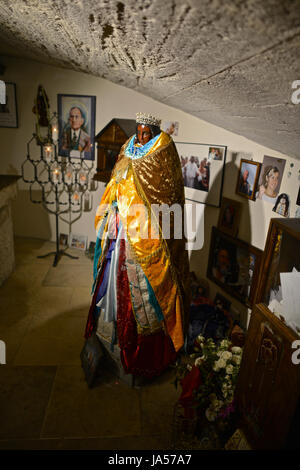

left=176, top=336, right=243, bottom=426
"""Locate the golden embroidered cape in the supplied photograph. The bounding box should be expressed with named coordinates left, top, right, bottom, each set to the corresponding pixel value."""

left=95, top=132, right=190, bottom=352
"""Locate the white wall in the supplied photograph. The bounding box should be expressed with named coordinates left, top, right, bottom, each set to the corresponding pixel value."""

left=1, top=56, right=299, bottom=326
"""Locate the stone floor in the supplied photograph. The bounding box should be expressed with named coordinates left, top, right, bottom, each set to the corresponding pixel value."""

left=0, top=237, right=182, bottom=450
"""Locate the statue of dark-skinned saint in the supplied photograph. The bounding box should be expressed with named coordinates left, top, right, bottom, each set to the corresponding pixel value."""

left=84, top=113, right=190, bottom=380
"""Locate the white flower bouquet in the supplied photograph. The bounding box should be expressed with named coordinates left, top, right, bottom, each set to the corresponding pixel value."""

left=176, top=336, right=243, bottom=426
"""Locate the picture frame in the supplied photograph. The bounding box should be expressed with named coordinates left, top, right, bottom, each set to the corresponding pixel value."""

left=85, top=241, right=96, bottom=260
left=176, top=142, right=227, bottom=207
left=297, top=185, right=300, bottom=206
left=70, top=233, right=88, bottom=251
left=214, top=293, right=231, bottom=313
left=207, top=226, right=262, bottom=307
left=80, top=333, right=104, bottom=388
left=0, top=82, right=18, bottom=128
left=255, top=155, right=286, bottom=204
left=272, top=193, right=290, bottom=218
left=59, top=233, right=69, bottom=248
left=217, top=197, right=242, bottom=237
left=190, top=271, right=210, bottom=304
left=57, top=93, right=96, bottom=160
left=236, top=159, right=261, bottom=200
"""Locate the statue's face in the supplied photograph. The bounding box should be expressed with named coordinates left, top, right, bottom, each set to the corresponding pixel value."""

left=137, top=124, right=152, bottom=145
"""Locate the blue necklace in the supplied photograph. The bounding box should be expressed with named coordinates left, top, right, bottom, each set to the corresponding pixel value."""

left=124, top=133, right=160, bottom=159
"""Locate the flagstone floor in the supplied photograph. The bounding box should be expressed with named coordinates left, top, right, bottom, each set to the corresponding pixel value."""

left=0, top=237, right=182, bottom=450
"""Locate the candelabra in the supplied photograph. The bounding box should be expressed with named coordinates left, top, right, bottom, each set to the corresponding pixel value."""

left=21, top=112, right=98, bottom=266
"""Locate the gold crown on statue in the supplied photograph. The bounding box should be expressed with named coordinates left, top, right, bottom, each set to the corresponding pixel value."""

left=136, top=112, right=161, bottom=127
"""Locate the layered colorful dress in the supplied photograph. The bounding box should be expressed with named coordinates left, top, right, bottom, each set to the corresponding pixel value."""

left=85, top=131, right=190, bottom=378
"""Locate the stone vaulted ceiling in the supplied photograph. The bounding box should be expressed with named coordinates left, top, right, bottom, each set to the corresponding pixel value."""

left=0, top=0, right=300, bottom=159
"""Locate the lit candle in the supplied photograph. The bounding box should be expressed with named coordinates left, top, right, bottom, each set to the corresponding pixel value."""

left=44, top=143, right=53, bottom=162
left=52, top=126, right=58, bottom=142
left=64, top=163, right=73, bottom=184
left=52, top=115, right=58, bottom=143
left=51, top=162, right=61, bottom=184
left=79, top=170, right=87, bottom=185
left=52, top=169, right=59, bottom=184
left=72, top=190, right=80, bottom=204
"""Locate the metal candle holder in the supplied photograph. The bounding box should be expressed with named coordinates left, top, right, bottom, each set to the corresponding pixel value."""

left=21, top=112, right=97, bottom=266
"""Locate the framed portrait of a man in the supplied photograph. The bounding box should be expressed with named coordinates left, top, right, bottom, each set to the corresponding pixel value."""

left=57, top=94, right=96, bottom=160
left=236, top=159, right=261, bottom=200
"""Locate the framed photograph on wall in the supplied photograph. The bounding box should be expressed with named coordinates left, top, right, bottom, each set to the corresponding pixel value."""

left=207, top=226, right=262, bottom=307
left=214, top=292, right=231, bottom=313
left=272, top=193, right=290, bottom=218
left=217, top=197, right=242, bottom=237
left=236, top=159, right=261, bottom=200
left=176, top=142, right=227, bottom=207
left=57, top=93, right=96, bottom=160
left=255, top=155, right=286, bottom=204
left=0, top=82, right=18, bottom=128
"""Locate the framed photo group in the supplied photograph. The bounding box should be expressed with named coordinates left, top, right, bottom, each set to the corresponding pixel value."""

left=207, top=150, right=294, bottom=306
left=59, top=232, right=88, bottom=251
left=236, top=155, right=288, bottom=216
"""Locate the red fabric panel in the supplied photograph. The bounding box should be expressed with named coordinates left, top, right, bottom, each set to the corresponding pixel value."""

left=117, top=238, right=177, bottom=378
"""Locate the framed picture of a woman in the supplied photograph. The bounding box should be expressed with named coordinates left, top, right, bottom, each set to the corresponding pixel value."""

left=272, top=193, right=290, bottom=217
left=255, top=155, right=286, bottom=204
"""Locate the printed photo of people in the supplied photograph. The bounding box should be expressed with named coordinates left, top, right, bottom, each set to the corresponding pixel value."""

left=181, top=155, right=210, bottom=192
left=161, top=121, right=179, bottom=136
left=58, top=94, right=96, bottom=160
left=272, top=193, right=290, bottom=217
left=237, top=160, right=261, bottom=198
left=208, top=146, right=224, bottom=161
left=256, top=155, right=286, bottom=204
